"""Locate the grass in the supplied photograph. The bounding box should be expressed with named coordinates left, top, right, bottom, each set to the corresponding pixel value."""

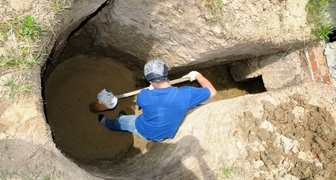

left=5, top=78, right=33, bottom=98
left=48, top=0, right=71, bottom=14
left=0, top=14, right=42, bottom=99
left=220, top=164, right=238, bottom=179
left=305, top=0, right=336, bottom=41
left=278, top=7, right=286, bottom=23
left=19, top=15, right=42, bottom=41
left=205, top=0, right=224, bottom=23
left=207, top=0, right=224, bottom=13
left=1, top=14, right=41, bottom=43
left=0, top=14, right=42, bottom=69
left=4, top=139, right=9, bottom=151
left=0, top=0, right=71, bottom=99
left=0, top=170, right=6, bottom=180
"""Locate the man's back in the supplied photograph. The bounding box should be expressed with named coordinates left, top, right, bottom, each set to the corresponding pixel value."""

left=135, top=86, right=210, bottom=141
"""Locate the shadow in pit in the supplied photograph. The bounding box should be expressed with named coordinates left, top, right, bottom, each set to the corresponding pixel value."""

left=146, top=135, right=216, bottom=180
left=91, top=135, right=216, bottom=180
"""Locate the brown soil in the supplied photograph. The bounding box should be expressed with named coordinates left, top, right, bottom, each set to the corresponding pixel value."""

left=240, top=94, right=336, bottom=179
left=44, top=55, right=139, bottom=162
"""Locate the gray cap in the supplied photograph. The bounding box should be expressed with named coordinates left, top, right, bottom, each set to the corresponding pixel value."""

left=144, top=59, right=168, bottom=82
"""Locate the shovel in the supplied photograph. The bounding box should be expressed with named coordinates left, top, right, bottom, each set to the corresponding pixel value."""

left=89, top=77, right=190, bottom=113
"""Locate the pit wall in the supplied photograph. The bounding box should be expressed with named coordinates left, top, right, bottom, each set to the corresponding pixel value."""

left=230, top=42, right=336, bottom=91
left=79, top=0, right=313, bottom=69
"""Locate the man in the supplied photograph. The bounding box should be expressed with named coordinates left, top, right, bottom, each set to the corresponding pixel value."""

left=98, top=59, right=216, bottom=141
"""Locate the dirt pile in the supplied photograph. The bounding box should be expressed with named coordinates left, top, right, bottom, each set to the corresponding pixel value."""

left=241, top=94, right=336, bottom=179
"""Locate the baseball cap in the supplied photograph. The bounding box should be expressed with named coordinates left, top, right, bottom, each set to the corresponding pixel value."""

left=144, top=59, right=168, bottom=82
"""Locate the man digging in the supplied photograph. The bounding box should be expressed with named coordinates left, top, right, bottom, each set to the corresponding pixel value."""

left=98, top=59, right=216, bottom=141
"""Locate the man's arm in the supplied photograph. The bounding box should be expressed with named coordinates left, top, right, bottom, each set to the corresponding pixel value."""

left=183, top=71, right=217, bottom=99
left=195, top=73, right=217, bottom=98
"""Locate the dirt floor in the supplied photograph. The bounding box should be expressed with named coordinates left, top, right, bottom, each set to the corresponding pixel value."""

left=44, top=55, right=138, bottom=162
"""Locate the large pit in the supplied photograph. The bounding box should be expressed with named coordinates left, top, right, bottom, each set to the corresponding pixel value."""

left=2, top=0, right=336, bottom=179
left=42, top=42, right=266, bottom=175
left=39, top=1, right=336, bottom=179
left=41, top=1, right=266, bottom=177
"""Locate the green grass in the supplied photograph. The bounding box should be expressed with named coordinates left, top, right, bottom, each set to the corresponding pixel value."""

left=48, top=0, right=71, bottom=14
left=219, top=163, right=247, bottom=179
left=207, top=0, right=224, bottom=12
left=0, top=14, right=42, bottom=68
left=19, top=15, right=42, bottom=41
left=305, top=0, right=336, bottom=41
left=4, top=139, right=9, bottom=151
left=278, top=7, right=286, bottom=23
left=220, top=165, right=237, bottom=179
left=5, top=79, right=33, bottom=98
left=0, top=169, right=6, bottom=180
left=0, top=46, right=44, bottom=69
left=1, top=14, right=41, bottom=42
left=205, top=0, right=224, bottom=23
left=312, top=24, right=334, bottom=41
left=0, top=0, right=71, bottom=99
left=0, top=13, right=43, bottom=98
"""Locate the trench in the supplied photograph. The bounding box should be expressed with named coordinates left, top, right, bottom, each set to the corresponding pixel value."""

left=41, top=2, right=266, bottom=179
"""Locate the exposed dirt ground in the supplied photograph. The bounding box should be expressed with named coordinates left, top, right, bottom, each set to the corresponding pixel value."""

left=241, top=94, right=336, bottom=179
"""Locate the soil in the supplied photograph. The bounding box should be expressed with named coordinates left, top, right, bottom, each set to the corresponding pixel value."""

left=44, top=55, right=137, bottom=161
left=242, top=94, right=336, bottom=179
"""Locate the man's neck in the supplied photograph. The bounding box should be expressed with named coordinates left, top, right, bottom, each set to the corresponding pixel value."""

left=151, top=81, right=171, bottom=88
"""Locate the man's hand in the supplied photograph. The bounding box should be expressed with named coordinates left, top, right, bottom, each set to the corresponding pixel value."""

left=182, top=71, right=200, bottom=82
left=183, top=71, right=217, bottom=99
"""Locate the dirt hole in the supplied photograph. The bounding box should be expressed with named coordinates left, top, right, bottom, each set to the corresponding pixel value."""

left=42, top=55, right=266, bottom=170
left=328, top=28, right=336, bottom=42
left=41, top=3, right=266, bottom=177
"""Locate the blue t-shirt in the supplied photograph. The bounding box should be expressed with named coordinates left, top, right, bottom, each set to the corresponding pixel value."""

left=135, top=86, right=210, bottom=141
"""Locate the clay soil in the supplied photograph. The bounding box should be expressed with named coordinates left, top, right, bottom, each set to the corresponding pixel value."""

left=242, top=95, right=336, bottom=179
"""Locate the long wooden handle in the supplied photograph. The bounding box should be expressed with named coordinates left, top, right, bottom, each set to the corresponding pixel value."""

left=115, top=77, right=190, bottom=99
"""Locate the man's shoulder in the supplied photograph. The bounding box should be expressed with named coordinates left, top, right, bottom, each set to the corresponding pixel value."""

left=178, top=86, right=202, bottom=90
left=178, top=86, right=192, bottom=89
